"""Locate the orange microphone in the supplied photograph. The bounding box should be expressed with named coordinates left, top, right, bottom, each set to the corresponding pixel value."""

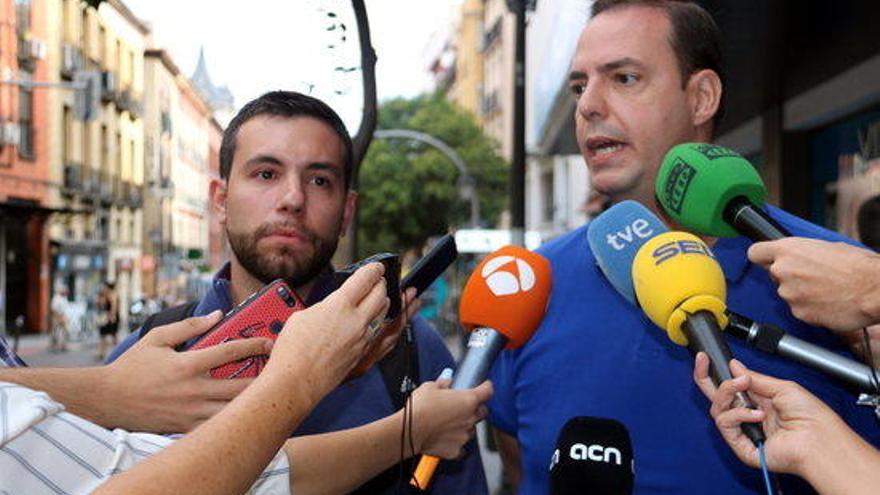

left=411, top=245, right=552, bottom=491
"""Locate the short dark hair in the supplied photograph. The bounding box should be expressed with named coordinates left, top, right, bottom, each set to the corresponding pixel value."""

left=591, top=0, right=727, bottom=134
left=219, top=91, right=354, bottom=189
left=858, top=194, right=880, bottom=251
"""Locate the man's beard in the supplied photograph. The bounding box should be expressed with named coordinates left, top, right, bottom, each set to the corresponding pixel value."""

left=226, top=221, right=339, bottom=288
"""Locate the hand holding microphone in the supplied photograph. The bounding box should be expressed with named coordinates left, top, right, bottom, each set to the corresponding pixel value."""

left=692, top=354, right=880, bottom=495
left=407, top=377, right=493, bottom=459
left=410, top=245, right=552, bottom=490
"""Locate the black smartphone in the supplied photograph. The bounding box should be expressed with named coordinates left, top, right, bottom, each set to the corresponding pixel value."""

left=401, top=234, right=458, bottom=297
left=332, top=252, right=402, bottom=320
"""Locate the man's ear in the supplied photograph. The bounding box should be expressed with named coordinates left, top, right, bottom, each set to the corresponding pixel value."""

left=686, top=69, right=722, bottom=129
left=209, top=178, right=228, bottom=226
left=339, top=190, right=358, bottom=237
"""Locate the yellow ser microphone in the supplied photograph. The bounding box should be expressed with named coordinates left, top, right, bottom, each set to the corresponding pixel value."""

left=632, top=231, right=765, bottom=446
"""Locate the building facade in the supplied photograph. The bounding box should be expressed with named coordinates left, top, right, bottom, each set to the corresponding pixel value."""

left=0, top=0, right=53, bottom=334
left=45, top=0, right=148, bottom=332
left=142, top=48, right=215, bottom=304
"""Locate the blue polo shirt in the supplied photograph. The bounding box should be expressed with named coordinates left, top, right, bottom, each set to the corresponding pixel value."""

left=108, top=265, right=488, bottom=494
left=489, top=206, right=880, bottom=494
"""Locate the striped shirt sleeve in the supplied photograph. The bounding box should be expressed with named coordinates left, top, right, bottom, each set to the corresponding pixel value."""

left=0, top=382, right=291, bottom=494
left=0, top=335, right=25, bottom=368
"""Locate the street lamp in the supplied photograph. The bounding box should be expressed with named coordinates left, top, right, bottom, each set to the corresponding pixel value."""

left=373, top=129, right=481, bottom=227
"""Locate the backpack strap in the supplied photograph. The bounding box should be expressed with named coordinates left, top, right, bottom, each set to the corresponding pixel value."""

left=378, top=323, right=421, bottom=409
left=139, top=301, right=199, bottom=338
left=352, top=324, right=423, bottom=494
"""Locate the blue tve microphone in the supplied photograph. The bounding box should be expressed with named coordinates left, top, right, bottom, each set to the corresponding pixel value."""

left=586, top=200, right=669, bottom=303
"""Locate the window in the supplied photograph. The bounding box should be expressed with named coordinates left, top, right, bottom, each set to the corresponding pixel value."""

left=99, top=25, right=106, bottom=65
left=15, top=0, right=31, bottom=36
left=62, top=105, right=71, bottom=163
left=541, top=168, right=554, bottom=223
left=18, top=85, right=34, bottom=159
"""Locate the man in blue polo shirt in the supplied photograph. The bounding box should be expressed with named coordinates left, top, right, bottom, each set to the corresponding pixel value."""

left=107, top=90, right=487, bottom=494
left=488, top=1, right=880, bottom=493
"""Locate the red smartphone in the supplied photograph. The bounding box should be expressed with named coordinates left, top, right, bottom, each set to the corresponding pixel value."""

left=189, top=279, right=305, bottom=379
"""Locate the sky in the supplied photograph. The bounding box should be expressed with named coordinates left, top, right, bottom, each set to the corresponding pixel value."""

left=124, top=0, right=462, bottom=130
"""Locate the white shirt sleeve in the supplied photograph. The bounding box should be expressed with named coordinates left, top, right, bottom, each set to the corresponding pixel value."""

left=0, top=382, right=291, bottom=495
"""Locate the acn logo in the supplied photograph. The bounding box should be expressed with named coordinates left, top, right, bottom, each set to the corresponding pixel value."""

left=569, top=443, right=622, bottom=465
left=481, top=255, right=536, bottom=296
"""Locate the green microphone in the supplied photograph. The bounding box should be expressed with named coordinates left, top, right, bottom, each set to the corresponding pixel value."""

left=655, top=143, right=790, bottom=240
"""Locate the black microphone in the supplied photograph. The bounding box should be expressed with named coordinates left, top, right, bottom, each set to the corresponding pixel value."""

left=726, top=312, right=880, bottom=393
left=549, top=417, right=634, bottom=495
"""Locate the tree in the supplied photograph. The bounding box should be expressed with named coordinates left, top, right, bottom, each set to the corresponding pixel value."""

left=357, top=94, right=508, bottom=257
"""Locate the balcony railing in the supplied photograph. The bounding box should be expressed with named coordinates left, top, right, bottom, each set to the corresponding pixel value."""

left=128, top=184, right=143, bottom=209
left=99, top=170, right=114, bottom=205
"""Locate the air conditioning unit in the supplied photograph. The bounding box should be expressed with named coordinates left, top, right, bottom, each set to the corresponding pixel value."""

left=61, top=44, right=82, bottom=77
left=25, top=39, right=48, bottom=60
left=0, top=122, right=21, bottom=147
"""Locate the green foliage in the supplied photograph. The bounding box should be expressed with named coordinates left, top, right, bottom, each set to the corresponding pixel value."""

left=357, top=93, right=508, bottom=257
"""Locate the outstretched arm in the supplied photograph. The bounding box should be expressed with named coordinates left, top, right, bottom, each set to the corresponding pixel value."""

left=94, top=262, right=391, bottom=495
left=0, top=320, right=271, bottom=433
left=693, top=353, right=880, bottom=494
left=286, top=379, right=492, bottom=495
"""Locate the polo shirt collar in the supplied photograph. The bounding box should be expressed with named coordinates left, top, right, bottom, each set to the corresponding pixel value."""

left=711, top=235, right=752, bottom=283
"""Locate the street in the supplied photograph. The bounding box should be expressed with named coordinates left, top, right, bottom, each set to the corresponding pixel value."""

left=12, top=331, right=112, bottom=368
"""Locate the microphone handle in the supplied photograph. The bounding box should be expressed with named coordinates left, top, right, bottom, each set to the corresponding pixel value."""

left=452, top=328, right=508, bottom=390
left=724, top=196, right=790, bottom=241
left=684, top=311, right=767, bottom=446
left=726, top=312, right=880, bottom=393
left=411, top=328, right=508, bottom=491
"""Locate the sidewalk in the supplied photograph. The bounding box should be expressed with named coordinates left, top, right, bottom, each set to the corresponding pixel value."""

left=10, top=332, right=114, bottom=367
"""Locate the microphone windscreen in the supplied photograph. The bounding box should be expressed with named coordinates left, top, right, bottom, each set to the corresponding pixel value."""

left=587, top=200, right=668, bottom=303
left=631, top=231, right=727, bottom=345
left=549, top=416, right=634, bottom=495
left=655, top=143, right=766, bottom=237
left=459, top=245, right=551, bottom=349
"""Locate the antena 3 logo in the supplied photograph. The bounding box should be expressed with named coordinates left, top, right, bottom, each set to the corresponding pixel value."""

left=663, top=158, right=696, bottom=214
left=481, top=255, right=536, bottom=296
left=694, top=143, right=739, bottom=160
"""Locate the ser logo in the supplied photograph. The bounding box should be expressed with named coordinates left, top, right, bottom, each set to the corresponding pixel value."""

left=662, top=159, right=697, bottom=214
left=481, top=255, right=536, bottom=296
left=652, top=239, right=714, bottom=265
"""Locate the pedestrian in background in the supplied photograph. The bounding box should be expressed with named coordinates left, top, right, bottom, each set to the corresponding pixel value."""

left=96, top=281, right=119, bottom=361
left=50, top=285, right=71, bottom=353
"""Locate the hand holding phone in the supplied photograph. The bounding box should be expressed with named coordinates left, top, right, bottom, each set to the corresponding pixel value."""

left=189, top=280, right=305, bottom=379
left=332, top=252, right=402, bottom=320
